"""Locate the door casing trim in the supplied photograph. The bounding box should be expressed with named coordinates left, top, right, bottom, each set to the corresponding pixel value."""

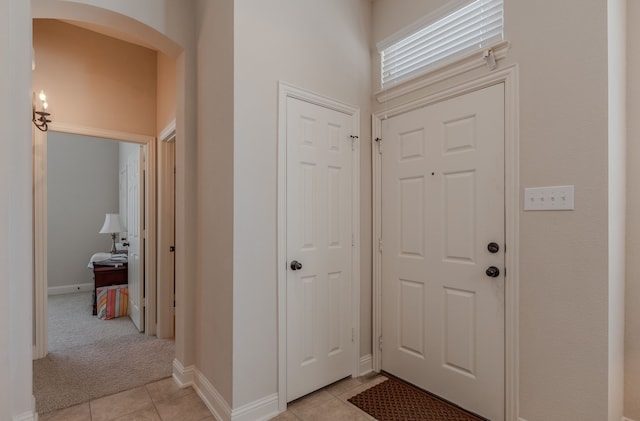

left=277, top=81, right=361, bottom=412
left=372, top=64, right=520, bottom=421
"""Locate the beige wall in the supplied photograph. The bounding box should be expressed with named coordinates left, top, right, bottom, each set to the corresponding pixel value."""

left=33, top=20, right=157, bottom=136
left=510, top=2, right=611, bottom=419
left=626, top=0, right=640, bottom=418
left=372, top=1, right=616, bottom=420
left=157, top=52, right=176, bottom=134
left=194, top=0, right=235, bottom=407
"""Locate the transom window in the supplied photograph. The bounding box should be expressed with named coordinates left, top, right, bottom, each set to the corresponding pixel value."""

left=378, top=0, right=504, bottom=88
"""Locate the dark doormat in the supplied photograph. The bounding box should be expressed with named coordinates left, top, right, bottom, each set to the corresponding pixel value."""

left=348, top=375, right=488, bottom=421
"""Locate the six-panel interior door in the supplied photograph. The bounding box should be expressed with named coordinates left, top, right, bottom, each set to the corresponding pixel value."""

left=381, top=84, right=505, bottom=420
left=286, top=97, right=354, bottom=402
left=128, top=146, right=145, bottom=332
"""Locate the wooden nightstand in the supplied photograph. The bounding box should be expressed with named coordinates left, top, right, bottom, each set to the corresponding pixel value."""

left=93, top=263, right=128, bottom=315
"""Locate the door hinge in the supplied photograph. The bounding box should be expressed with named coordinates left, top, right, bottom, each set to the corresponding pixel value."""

left=375, top=137, right=382, bottom=154
left=378, top=336, right=383, bottom=351
left=378, top=238, right=383, bottom=253
left=352, top=234, right=355, bottom=247
left=169, top=245, right=175, bottom=252
left=350, top=135, right=359, bottom=151
left=352, top=328, right=355, bottom=342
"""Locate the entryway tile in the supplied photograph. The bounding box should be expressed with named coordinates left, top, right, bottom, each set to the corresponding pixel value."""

left=288, top=389, right=334, bottom=417
left=90, top=386, right=153, bottom=421
left=145, top=377, right=193, bottom=404
left=325, top=377, right=363, bottom=397
left=268, top=410, right=300, bottom=420
left=109, top=403, right=161, bottom=421
left=154, top=390, right=213, bottom=421
left=293, top=397, right=371, bottom=421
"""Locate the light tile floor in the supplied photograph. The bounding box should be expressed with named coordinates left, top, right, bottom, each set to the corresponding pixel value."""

left=38, top=373, right=387, bottom=421
left=270, top=372, right=387, bottom=421
left=39, top=377, right=215, bottom=421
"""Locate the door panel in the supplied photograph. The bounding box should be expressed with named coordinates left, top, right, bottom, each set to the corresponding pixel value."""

left=128, top=146, right=144, bottom=332
left=286, top=97, right=353, bottom=402
left=381, top=83, right=505, bottom=421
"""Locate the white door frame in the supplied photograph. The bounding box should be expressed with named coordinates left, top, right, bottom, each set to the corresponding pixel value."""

left=33, top=122, right=158, bottom=358
left=157, top=120, right=176, bottom=339
left=277, top=81, right=361, bottom=412
left=372, top=64, right=520, bottom=421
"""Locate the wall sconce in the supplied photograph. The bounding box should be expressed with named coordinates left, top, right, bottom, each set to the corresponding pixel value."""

left=32, top=90, right=51, bottom=132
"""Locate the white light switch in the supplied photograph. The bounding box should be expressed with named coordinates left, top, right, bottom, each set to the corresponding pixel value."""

left=524, top=185, right=574, bottom=211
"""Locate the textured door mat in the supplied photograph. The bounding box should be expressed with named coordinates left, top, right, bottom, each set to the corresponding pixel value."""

left=348, top=376, right=488, bottom=421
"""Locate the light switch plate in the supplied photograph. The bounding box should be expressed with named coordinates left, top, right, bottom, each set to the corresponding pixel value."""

left=524, top=185, right=574, bottom=211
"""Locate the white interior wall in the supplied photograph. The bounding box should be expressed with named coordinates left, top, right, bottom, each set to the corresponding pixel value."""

left=625, top=1, right=640, bottom=419
left=47, top=133, right=120, bottom=289
left=607, top=2, right=626, bottom=420
left=0, top=0, right=33, bottom=418
left=231, top=0, right=373, bottom=408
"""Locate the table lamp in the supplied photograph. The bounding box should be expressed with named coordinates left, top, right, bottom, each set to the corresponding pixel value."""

left=99, top=213, right=123, bottom=254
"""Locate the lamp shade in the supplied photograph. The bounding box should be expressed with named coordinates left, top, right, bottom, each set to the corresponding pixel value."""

left=99, top=213, right=123, bottom=234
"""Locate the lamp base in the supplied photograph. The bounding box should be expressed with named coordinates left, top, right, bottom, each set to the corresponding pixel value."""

left=110, top=233, right=118, bottom=254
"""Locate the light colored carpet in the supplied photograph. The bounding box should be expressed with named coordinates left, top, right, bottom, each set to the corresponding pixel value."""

left=34, top=292, right=175, bottom=415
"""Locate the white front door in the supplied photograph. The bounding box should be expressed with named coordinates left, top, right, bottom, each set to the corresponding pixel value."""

left=286, top=97, right=354, bottom=402
left=381, top=83, right=505, bottom=420
left=128, top=146, right=145, bottom=332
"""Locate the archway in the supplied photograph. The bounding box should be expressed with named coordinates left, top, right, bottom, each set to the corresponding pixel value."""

left=30, top=0, right=196, bottom=411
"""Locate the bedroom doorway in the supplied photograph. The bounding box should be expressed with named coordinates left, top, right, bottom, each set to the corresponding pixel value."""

left=33, top=126, right=166, bottom=358
left=32, top=128, right=176, bottom=414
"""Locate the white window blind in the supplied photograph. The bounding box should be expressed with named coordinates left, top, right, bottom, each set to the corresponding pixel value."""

left=378, top=0, right=503, bottom=88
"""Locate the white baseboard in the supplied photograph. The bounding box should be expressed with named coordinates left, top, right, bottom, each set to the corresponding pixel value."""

left=231, top=392, right=278, bottom=421
left=193, top=368, right=231, bottom=421
left=359, top=354, right=373, bottom=376
left=13, top=396, right=37, bottom=421
left=13, top=412, right=37, bottom=421
left=47, top=283, right=93, bottom=296
left=172, top=358, right=195, bottom=387
left=187, top=368, right=279, bottom=421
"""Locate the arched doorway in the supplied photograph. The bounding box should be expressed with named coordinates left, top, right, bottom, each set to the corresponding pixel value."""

left=30, top=0, right=196, bottom=414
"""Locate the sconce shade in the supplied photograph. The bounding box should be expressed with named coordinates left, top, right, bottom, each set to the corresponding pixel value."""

left=99, top=213, right=123, bottom=234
